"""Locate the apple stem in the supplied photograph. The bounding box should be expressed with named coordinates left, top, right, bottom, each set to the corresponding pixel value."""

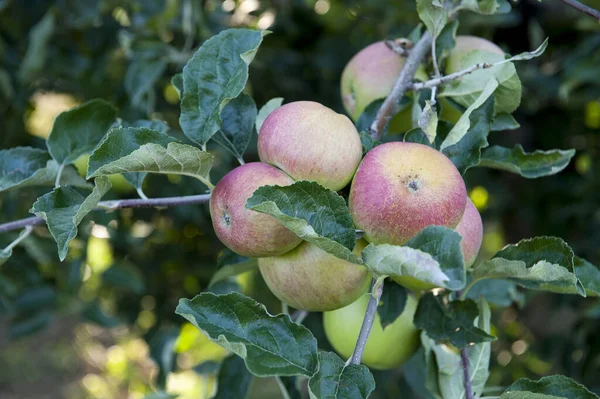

left=461, top=346, right=474, bottom=399
left=369, top=31, right=433, bottom=140
left=349, top=278, right=383, bottom=365
left=0, top=193, right=212, bottom=234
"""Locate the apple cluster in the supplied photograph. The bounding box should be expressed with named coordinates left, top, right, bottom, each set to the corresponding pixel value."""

left=210, top=36, right=489, bottom=369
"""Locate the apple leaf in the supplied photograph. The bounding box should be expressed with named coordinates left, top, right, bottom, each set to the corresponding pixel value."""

left=125, top=58, right=168, bottom=110
left=208, top=249, right=258, bottom=287
left=308, top=351, right=375, bottom=399
left=212, top=355, right=254, bottom=399
left=212, top=94, right=257, bottom=161
left=472, top=236, right=588, bottom=296
left=256, top=97, right=284, bottom=133
left=377, top=280, right=408, bottom=329
left=492, top=113, right=520, bottom=131
left=87, top=127, right=214, bottom=188
left=431, top=298, right=492, bottom=399
left=414, top=293, right=496, bottom=349
left=574, top=257, right=600, bottom=296
left=362, top=226, right=466, bottom=290
left=419, top=100, right=439, bottom=143
left=175, top=292, right=319, bottom=377
left=46, top=99, right=117, bottom=165
left=459, top=0, right=503, bottom=15
left=417, top=0, right=449, bottom=40
left=246, top=181, right=360, bottom=263
left=30, top=176, right=112, bottom=261
left=0, top=147, right=89, bottom=192
left=0, top=228, right=34, bottom=267
left=478, top=145, right=575, bottom=178
left=501, top=375, right=600, bottom=399
left=148, top=328, right=179, bottom=389
left=18, top=9, right=55, bottom=82
left=464, top=277, right=525, bottom=307
left=179, top=28, right=267, bottom=147
left=435, top=20, right=458, bottom=63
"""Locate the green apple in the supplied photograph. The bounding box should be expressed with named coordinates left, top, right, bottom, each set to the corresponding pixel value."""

left=323, top=291, right=420, bottom=370
left=258, top=240, right=371, bottom=311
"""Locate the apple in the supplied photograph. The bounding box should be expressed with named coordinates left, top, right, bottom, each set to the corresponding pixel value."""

left=445, top=35, right=505, bottom=74
left=210, top=162, right=302, bottom=257
left=258, top=240, right=371, bottom=312
left=340, top=41, right=428, bottom=134
left=455, top=198, right=483, bottom=269
left=349, top=142, right=467, bottom=246
left=258, top=101, right=362, bottom=191
left=323, top=290, right=420, bottom=370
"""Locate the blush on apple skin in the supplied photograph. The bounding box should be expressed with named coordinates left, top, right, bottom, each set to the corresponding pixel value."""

left=349, top=141, right=467, bottom=246
left=455, top=198, right=484, bottom=269
left=258, top=101, right=363, bottom=191
left=210, top=162, right=302, bottom=258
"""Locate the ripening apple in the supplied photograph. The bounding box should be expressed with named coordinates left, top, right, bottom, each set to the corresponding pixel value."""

left=455, top=198, right=483, bottom=269
left=258, top=240, right=371, bottom=312
left=323, top=291, right=420, bottom=370
left=349, top=142, right=467, bottom=246
left=445, top=35, right=505, bottom=74
left=340, top=40, right=427, bottom=133
left=210, top=162, right=302, bottom=258
left=258, top=101, right=362, bottom=191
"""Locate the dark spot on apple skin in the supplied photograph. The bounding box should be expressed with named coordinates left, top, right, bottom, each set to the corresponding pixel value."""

left=408, top=180, right=419, bottom=191
left=223, top=212, right=231, bottom=226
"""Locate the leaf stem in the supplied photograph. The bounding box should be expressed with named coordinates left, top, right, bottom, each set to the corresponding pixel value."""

left=136, top=187, right=149, bottom=200
left=54, top=163, right=65, bottom=188
left=1, top=225, right=34, bottom=254
left=461, top=346, right=474, bottom=399
left=0, top=193, right=212, bottom=233
left=275, top=376, right=292, bottom=399
left=349, top=278, right=383, bottom=365
left=292, top=310, right=309, bottom=324
left=370, top=31, right=433, bottom=140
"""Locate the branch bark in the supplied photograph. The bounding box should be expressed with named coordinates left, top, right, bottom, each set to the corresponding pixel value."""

left=349, top=278, right=383, bottom=365
left=0, top=193, right=212, bottom=233
left=461, top=347, right=474, bottom=399
left=370, top=31, right=433, bottom=140
left=559, top=0, right=600, bottom=20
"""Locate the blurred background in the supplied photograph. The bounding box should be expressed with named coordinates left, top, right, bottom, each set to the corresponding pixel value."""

left=0, top=0, right=599, bottom=398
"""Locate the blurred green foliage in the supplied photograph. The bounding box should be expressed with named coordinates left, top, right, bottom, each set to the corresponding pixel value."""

left=0, top=0, right=599, bottom=398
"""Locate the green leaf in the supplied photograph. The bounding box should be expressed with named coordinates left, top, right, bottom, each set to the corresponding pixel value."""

left=125, top=58, right=168, bottom=109
left=127, top=119, right=170, bottom=134
left=417, top=0, right=449, bottom=39
left=419, top=100, right=439, bottom=143
left=308, top=351, right=375, bottom=399
left=478, top=145, right=575, bottom=178
left=143, top=393, right=177, bottom=399
left=472, top=237, right=585, bottom=296
left=87, top=127, right=214, bottom=188
left=9, top=311, right=53, bottom=339
left=13, top=285, right=56, bottom=312
left=256, top=97, right=284, bottom=133
left=0, top=147, right=89, bottom=192
left=492, top=113, right=520, bottom=131
left=246, top=181, right=360, bottom=263
left=149, top=328, right=179, bottom=389
left=0, top=228, right=33, bottom=267
left=213, top=355, right=254, bottom=399
left=102, top=262, right=145, bottom=294
left=435, top=20, right=458, bottom=63
left=414, top=293, right=496, bottom=349
left=459, top=0, right=502, bottom=14
left=46, top=99, right=118, bottom=165
left=212, top=94, right=258, bottom=160
left=505, top=38, right=549, bottom=62
left=362, top=226, right=466, bottom=290
left=171, top=73, right=183, bottom=98
left=574, top=257, right=600, bottom=296
left=377, top=280, right=408, bottom=329
left=18, top=9, right=56, bottom=82
left=209, top=249, right=258, bottom=287
left=441, top=78, right=499, bottom=150
left=30, top=177, right=112, bottom=261
left=179, top=28, right=267, bottom=147
left=433, top=298, right=492, bottom=398
left=465, top=277, right=525, bottom=307
left=440, top=96, right=493, bottom=174
left=175, top=292, right=319, bottom=377
left=501, top=375, right=599, bottom=399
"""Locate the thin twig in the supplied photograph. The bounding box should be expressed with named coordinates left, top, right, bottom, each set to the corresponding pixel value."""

left=275, top=376, right=292, bottom=399
left=430, top=36, right=442, bottom=106
left=349, top=278, right=383, bottom=365
left=370, top=32, right=433, bottom=140
left=0, top=193, right=212, bottom=233
left=461, top=347, right=474, bottom=399
left=410, top=62, right=494, bottom=91
left=559, top=0, right=600, bottom=20
left=1, top=225, right=34, bottom=254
